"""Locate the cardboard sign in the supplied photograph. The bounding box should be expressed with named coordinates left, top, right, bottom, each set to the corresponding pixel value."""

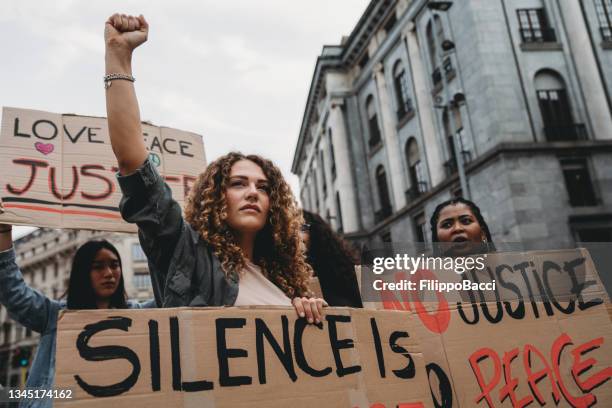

left=363, top=249, right=612, bottom=407
left=55, top=307, right=432, bottom=408
left=0, top=107, right=206, bottom=232
left=54, top=250, right=611, bottom=407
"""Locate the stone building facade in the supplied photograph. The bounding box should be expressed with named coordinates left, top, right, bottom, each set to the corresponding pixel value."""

left=292, top=0, right=612, bottom=249
left=0, top=229, right=153, bottom=388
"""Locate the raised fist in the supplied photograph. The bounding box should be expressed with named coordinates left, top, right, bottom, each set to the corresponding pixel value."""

left=105, top=13, right=148, bottom=52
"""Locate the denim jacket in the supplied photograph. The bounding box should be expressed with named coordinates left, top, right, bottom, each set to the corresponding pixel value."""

left=117, top=158, right=239, bottom=307
left=0, top=248, right=155, bottom=408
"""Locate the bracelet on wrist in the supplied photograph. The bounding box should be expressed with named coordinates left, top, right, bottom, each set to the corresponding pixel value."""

left=104, top=73, right=135, bottom=89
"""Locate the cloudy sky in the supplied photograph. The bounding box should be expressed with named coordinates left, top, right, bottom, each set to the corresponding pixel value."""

left=0, top=0, right=370, bottom=238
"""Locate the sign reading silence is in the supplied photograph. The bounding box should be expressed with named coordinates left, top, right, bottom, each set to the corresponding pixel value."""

left=55, top=250, right=611, bottom=407
left=0, top=106, right=206, bottom=232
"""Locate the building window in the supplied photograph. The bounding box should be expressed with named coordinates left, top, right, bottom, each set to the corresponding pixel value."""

left=375, top=165, right=392, bottom=223
left=328, top=128, right=337, bottom=180
left=535, top=70, right=586, bottom=141
left=53, top=262, right=58, bottom=278
left=41, top=266, right=46, bottom=283
left=414, top=212, right=426, bottom=243
left=595, top=0, right=612, bottom=42
left=405, top=138, right=428, bottom=200
left=380, top=231, right=392, bottom=243
left=517, top=8, right=556, bottom=43
left=577, top=228, right=612, bottom=242
left=320, top=149, right=327, bottom=198
left=393, top=61, right=414, bottom=120
left=570, top=214, right=612, bottom=242
left=133, top=273, right=152, bottom=290
left=442, top=111, right=471, bottom=176
left=336, top=192, right=344, bottom=234
left=312, top=168, right=320, bottom=212
left=383, top=12, right=397, bottom=34
left=426, top=16, right=443, bottom=70
left=560, top=158, right=598, bottom=207
left=366, top=95, right=382, bottom=149
left=132, top=243, right=147, bottom=262
left=358, top=52, right=369, bottom=69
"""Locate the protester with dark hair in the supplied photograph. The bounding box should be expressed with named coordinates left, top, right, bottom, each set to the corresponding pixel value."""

left=0, top=225, right=154, bottom=406
left=103, top=13, right=326, bottom=324
left=302, top=211, right=363, bottom=307
left=429, top=197, right=496, bottom=255
left=65, top=240, right=128, bottom=309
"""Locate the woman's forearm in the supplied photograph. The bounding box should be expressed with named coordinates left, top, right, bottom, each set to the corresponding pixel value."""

left=104, top=14, right=149, bottom=175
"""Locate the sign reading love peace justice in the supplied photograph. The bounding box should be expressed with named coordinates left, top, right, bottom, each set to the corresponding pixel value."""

left=0, top=106, right=207, bottom=232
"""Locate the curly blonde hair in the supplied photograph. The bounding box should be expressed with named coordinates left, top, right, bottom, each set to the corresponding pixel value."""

left=184, top=152, right=312, bottom=298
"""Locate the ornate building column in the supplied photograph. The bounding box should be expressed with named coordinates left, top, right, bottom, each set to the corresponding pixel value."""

left=372, top=62, right=407, bottom=210
left=559, top=0, right=612, bottom=139
left=402, top=24, right=445, bottom=186
left=329, top=99, right=360, bottom=233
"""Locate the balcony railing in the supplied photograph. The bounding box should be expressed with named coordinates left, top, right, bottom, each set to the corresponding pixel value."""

left=374, top=206, right=393, bottom=224
left=520, top=27, right=556, bottom=43
left=396, top=99, right=415, bottom=121
left=405, top=182, right=428, bottom=201
left=543, top=124, right=587, bottom=142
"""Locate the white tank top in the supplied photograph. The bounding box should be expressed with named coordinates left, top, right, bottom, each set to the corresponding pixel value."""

left=234, top=261, right=292, bottom=306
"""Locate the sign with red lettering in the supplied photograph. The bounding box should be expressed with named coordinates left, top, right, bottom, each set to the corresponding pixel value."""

left=363, top=249, right=612, bottom=407
left=0, top=107, right=206, bottom=231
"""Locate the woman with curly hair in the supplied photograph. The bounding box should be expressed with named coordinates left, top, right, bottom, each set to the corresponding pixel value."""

left=302, top=211, right=363, bottom=307
left=104, top=14, right=325, bottom=323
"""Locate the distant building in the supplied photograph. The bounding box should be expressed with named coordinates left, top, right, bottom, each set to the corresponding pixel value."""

left=0, top=228, right=153, bottom=387
left=292, top=0, right=612, bottom=248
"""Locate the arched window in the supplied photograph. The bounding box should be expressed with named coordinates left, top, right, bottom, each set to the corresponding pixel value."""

left=426, top=15, right=444, bottom=85
left=393, top=61, right=413, bottom=119
left=375, top=165, right=392, bottom=222
left=336, top=192, right=344, bottom=233
left=535, top=69, right=583, bottom=141
left=405, top=138, right=427, bottom=198
left=426, top=16, right=443, bottom=67
left=366, top=95, right=382, bottom=149
left=595, top=0, right=612, bottom=41
left=442, top=108, right=469, bottom=175
left=328, top=128, right=337, bottom=180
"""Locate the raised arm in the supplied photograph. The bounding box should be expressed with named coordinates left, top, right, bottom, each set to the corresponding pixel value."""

left=104, top=13, right=149, bottom=175
left=0, top=224, right=55, bottom=334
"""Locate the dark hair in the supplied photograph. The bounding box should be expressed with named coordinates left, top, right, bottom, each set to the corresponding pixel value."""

left=429, top=197, right=496, bottom=251
left=303, top=210, right=362, bottom=307
left=66, top=240, right=128, bottom=309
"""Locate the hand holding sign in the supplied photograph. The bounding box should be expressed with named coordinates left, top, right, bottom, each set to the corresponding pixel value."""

left=104, top=13, right=148, bottom=53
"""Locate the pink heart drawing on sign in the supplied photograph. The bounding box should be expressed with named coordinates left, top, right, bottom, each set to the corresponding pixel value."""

left=34, top=142, right=54, bottom=155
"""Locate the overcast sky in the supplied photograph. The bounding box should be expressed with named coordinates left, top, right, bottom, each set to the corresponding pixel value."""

left=0, top=0, right=370, bottom=238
